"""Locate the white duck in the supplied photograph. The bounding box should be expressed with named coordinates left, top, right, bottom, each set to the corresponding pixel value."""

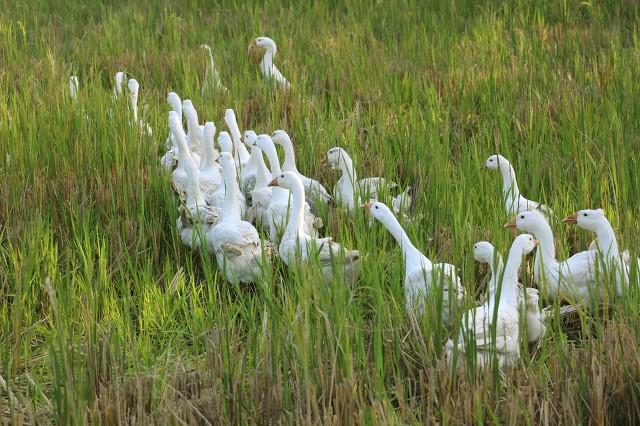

left=248, top=36, right=291, bottom=90
left=327, top=147, right=396, bottom=213
left=271, top=130, right=332, bottom=209
left=224, top=109, right=251, bottom=170
left=270, top=172, right=360, bottom=283
left=256, top=134, right=321, bottom=242
left=182, top=100, right=204, bottom=163
left=473, top=241, right=547, bottom=346
left=446, top=234, right=537, bottom=370
left=169, top=113, right=220, bottom=249
left=485, top=154, right=551, bottom=216
left=362, top=201, right=464, bottom=324
left=208, top=153, right=270, bottom=283
left=113, top=71, right=125, bottom=100
left=198, top=122, right=223, bottom=204
left=200, top=44, right=227, bottom=92
left=244, top=133, right=274, bottom=227
left=240, top=130, right=269, bottom=197
left=505, top=210, right=598, bottom=303
left=208, top=132, right=247, bottom=215
left=563, top=209, right=632, bottom=295
left=127, top=79, right=153, bottom=135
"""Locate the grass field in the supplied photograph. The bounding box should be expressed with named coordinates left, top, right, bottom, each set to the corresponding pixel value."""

left=2, top=0, right=640, bottom=423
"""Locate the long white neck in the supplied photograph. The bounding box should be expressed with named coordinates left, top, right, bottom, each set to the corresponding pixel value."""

left=284, top=179, right=306, bottom=238
left=338, top=154, right=357, bottom=186
left=280, top=138, right=299, bottom=173
left=487, top=252, right=505, bottom=290
left=594, top=219, right=619, bottom=258
left=377, top=210, right=426, bottom=266
left=259, top=140, right=288, bottom=201
left=130, top=92, right=138, bottom=122
left=499, top=162, right=519, bottom=196
left=499, top=244, right=527, bottom=307
left=252, top=147, right=271, bottom=187
left=261, top=47, right=275, bottom=75
left=225, top=111, right=251, bottom=163
left=221, top=163, right=241, bottom=223
left=531, top=219, right=558, bottom=281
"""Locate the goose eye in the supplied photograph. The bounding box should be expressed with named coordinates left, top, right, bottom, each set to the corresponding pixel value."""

left=583, top=213, right=588, bottom=217
left=280, top=174, right=284, bottom=178
left=520, top=215, right=525, bottom=219
left=489, top=159, right=493, bottom=161
left=375, top=206, right=379, bottom=209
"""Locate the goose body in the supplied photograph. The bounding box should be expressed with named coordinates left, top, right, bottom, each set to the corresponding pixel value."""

left=446, top=234, right=538, bottom=370
left=363, top=201, right=464, bottom=324
left=270, top=172, right=360, bottom=283
left=327, top=147, right=395, bottom=213
left=249, top=36, right=291, bottom=90
left=272, top=130, right=332, bottom=210
left=240, top=130, right=270, bottom=197
left=208, top=153, right=270, bottom=283
left=505, top=210, right=598, bottom=303
left=485, top=155, right=551, bottom=216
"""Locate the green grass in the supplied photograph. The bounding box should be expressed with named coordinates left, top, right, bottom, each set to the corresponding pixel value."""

left=1, top=0, right=640, bottom=423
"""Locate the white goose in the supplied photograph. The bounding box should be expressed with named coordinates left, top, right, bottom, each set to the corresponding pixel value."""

left=248, top=36, right=291, bottom=90
left=271, top=130, right=332, bottom=209
left=208, top=152, right=270, bottom=283
left=161, top=92, right=183, bottom=171
left=169, top=113, right=220, bottom=249
left=224, top=109, right=251, bottom=170
left=199, top=122, right=223, bottom=204
left=239, top=130, right=269, bottom=197
left=200, top=44, right=227, bottom=92
left=255, top=134, right=321, bottom=243
left=485, top=154, right=551, bottom=216
left=327, top=147, right=396, bottom=213
left=69, top=76, right=79, bottom=100
left=505, top=210, right=598, bottom=303
left=270, top=172, right=360, bottom=283
left=244, top=133, right=274, bottom=228
left=127, top=79, right=153, bottom=135
left=362, top=201, right=464, bottom=324
left=445, top=234, right=538, bottom=370
left=113, top=71, right=125, bottom=100
left=182, top=100, right=204, bottom=164
left=563, top=209, right=633, bottom=295
left=473, top=241, right=547, bottom=346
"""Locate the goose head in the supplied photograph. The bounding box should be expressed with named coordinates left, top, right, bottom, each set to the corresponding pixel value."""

left=114, top=72, right=125, bottom=95
left=127, top=78, right=139, bottom=96
left=271, top=129, right=291, bottom=145
left=511, top=233, right=539, bottom=258
left=268, top=171, right=302, bottom=191
left=326, top=147, right=349, bottom=170
left=249, top=36, right=277, bottom=63
left=218, top=131, right=233, bottom=154
left=167, top=92, right=182, bottom=115
left=244, top=130, right=258, bottom=147
left=360, top=200, right=393, bottom=220
left=562, top=208, right=606, bottom=232
left=473, top=241, right=498, bottom=264
left=484, top=154, right=510, bottom=171
left=504, top=210, right=547, bottom=233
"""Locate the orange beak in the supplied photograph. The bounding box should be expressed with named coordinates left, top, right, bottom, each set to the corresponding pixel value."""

left=360, top=202, right=372, bottom=211
left=533, top=239, right=539, bottom=247
left=267, top=178, right=279, bottom=187
left=503, top=217, right=517, bottom=229
left=562, top=213, right=578, bottom=224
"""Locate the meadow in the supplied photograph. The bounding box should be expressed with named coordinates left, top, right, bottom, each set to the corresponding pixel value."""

left=1, top=0, right=640, bottom=423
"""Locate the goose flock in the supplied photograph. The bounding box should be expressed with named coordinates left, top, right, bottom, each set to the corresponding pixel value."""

left=71, top=36, right=638, bottom=371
